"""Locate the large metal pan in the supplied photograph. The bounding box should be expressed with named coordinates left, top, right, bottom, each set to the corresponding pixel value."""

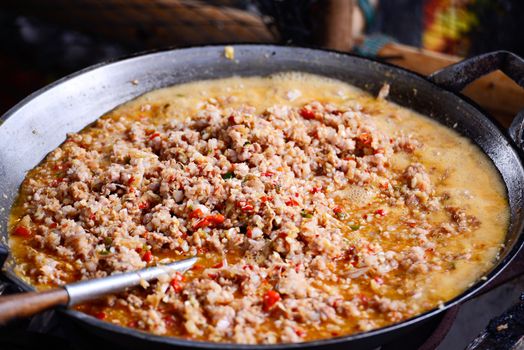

left=1, top=45, right=524, bottom=349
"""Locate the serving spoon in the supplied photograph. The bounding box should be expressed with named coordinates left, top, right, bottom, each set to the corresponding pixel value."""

left=0, top=257, right=197, bottom=324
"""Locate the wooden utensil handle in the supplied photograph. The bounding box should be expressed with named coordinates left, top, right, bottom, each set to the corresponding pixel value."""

left=0, top=288, right=69, bottom=324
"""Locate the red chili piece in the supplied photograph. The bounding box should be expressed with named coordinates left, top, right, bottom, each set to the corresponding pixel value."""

left=263, top=290, right=281, bottom=311
left=194, top=217, right=210, bottom=229
left=142, top=251, right=152, bottom=263
left=294, top=328, right=306, bottom=337
left=260, top=196, right=273, bottom=203
left=13, top=226, right=31, bottom=238
left=285, top=199, right=299, bottom=207
left=194, top=214, right=225, bottom=229
left=310, top=186, right=322, bottom=194
left=237, top=201, right=254, bottom=212
left=95, top=311, right=106, bottom=320
left=299, top=107, right=316, bottom=120
left=212, top=261, right=224, bottom=268
left=207, top=214, right=225, bottom=225
left=192, top=264, right=203, bottom=271
left=170, top=272, right=185, bottom=293
left=374, top=209, right=385, bottom=216
left=148, top=132, right=160, bottom=140
left=189, top=208, right=203, bottom=219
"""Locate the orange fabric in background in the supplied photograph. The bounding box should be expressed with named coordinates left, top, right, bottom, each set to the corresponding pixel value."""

left=422, top=0, right=477, bottom=56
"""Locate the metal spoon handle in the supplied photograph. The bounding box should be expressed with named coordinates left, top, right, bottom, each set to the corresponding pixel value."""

left=66, top=257, right=197, bottom=306
left=0, top=257, right=197, bottom=324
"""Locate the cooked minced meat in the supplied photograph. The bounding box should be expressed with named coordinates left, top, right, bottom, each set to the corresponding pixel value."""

left=9, top=74, right=508, bottom=344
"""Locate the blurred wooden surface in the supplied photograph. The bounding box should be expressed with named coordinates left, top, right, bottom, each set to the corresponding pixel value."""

left=377, top=42, right=524, bottom=127
left=2, top=0, right=276, bottom=48
left=321, top=0, right=354, bottom=51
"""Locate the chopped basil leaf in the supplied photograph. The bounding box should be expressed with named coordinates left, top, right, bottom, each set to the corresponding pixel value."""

left=301, top=210, right=313, bottom=218
left=336, top=212, right=348, bottom=220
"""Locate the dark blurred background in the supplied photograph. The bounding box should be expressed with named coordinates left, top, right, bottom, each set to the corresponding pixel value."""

left=0, top=0, right=523, bottom=115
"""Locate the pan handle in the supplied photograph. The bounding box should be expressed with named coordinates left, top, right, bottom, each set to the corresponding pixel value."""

left=428, top=50, right=524, bottom=148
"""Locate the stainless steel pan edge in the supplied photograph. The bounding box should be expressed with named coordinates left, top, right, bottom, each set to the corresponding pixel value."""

left=0, top=45, right=524, bottom=349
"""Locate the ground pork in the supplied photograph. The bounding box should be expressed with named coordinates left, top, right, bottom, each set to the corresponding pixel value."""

left=11, top=97, right=483, bottom=344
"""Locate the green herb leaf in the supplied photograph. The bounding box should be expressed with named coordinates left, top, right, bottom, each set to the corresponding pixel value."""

left=301, top=210, right=313, bottom=218
left=222, top=172, right=234, bottom=180
left=336, top=212, right=348, bottom=220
